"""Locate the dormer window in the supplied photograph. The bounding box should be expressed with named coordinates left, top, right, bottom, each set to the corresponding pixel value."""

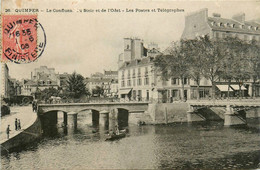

left=255, top=27, right=258, bottom=31
left=211, top=22, right=215, bottom=26
left=248, top=26, right=253, bottom=30
left=224, top=23, right=227, bottom=27
left=219, top=22, right=223, bottom=27
left=240, top=25, right=244, bottom=29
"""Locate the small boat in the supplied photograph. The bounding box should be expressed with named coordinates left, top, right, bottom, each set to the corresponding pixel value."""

left=105, top=132, right=126, bottom=141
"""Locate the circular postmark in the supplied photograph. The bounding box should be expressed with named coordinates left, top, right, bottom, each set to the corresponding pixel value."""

left=2, top=15, right=46, bottom=64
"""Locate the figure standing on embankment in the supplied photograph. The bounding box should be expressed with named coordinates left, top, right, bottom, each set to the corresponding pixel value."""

left=15, top=118, right=18, bottom=131
left=6, top=125, right=11, bottom=139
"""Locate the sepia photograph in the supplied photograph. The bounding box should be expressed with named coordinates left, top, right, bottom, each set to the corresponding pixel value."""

left=1, top=0, right=260, bottom=169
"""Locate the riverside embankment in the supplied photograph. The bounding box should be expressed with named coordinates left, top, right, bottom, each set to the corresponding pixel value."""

left=145, top=100, right=260, bottom=125
left=0, top=106, right=41, bottom=153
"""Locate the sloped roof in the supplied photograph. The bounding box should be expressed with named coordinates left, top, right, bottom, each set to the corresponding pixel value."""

left=207, top=17, right=260, bottom=35
left=104, top=70, right=118, bottom=75
left=24, top=80, right=37, bottom=86
left=119, top=57, right=155, bottom=70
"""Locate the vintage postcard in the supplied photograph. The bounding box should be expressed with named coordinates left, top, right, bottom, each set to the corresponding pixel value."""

left=1, top=0, right=260, bottom=169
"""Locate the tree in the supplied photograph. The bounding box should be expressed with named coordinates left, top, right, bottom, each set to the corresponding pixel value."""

left=185, top=36, right=210, bottom=100
left=92, top=86, right=104, bottom=97
left=66, top=72, right=88, bottom=98
left=200, top=36, right=225, bottom=99
left=154, top=40, right=190, bottom=101
left=220, top=37, right=251, bottom=99
left=40, top=87, right=59, bottom=101
left=247, top=40, right=260, bottom=98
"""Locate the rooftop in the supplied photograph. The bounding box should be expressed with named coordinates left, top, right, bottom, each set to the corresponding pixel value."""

left=207, top=16, right=260, bottom=35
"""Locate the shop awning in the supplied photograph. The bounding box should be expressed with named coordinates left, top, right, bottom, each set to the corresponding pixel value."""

left=216, top=85, right=233, bottom=92
left=120, top=88, right=132, bottom=94
left=231, top=85, right=247, bottom=90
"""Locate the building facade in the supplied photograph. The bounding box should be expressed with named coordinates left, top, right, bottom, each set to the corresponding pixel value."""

left=57, top=72, right=71, bottom=90
left=181, top=8, right=260, bottom=97
left=21, top=66, right=60, bottom=95
left=1, top=63, right=10, bottom=99
left=1, top=63, right=22, bottom=101
left=118, top=38, right=213, bottom=101
left=86, top=70, right=119, bottom=97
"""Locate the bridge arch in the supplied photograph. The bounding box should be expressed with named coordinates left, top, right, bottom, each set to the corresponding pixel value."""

left=76, top=108, right=100, bottom=127
left=117, top=108, right=129, bottom=128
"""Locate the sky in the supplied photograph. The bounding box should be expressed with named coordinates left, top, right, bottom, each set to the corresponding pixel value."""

left=2, top=0, right=260, bottom=80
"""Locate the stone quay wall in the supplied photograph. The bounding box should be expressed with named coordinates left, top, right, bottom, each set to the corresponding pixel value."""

left=1, top=117, right=42, bottom=154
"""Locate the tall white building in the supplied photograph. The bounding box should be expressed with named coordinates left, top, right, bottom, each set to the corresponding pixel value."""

left=118, top=38, right=213, bottom=102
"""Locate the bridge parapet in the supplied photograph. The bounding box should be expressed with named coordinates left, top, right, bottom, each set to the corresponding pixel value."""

left=188, top=99, right=260, bottom=108
left=187, top=99, right=260, bottom=126
left=37, top=102, right=149, bottom=114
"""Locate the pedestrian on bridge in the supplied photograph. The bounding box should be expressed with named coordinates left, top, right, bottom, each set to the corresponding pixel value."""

left=6, top=125, right=11, bottom=139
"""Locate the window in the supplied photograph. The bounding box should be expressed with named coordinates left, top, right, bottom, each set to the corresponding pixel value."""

left=127, top=79, right=131, bottom=86
left=144, top=77, right=149, bottom=85
left=133, top=78, right=136, bottom=86
left=133, top=90, right=136, bottom=100
left=138, top=68, right=141, bottom=76
left=183, top=78, right=188, bottom=85
left=145, top=67, right=148, bottom=75
left=171, top=78, right=177, bottom=85
left=127, top=70, right=130, bottom=78
left=137, top=78, right=142, bottom=86
left=121, top=81, right=125, bottom=87
left=132, top=69, right=136, bottom=78
left=138, top=90, right=142, bottom=99
left=172, top=90, right=178, bottom=97
left=122, top=70, right=125, bottom=78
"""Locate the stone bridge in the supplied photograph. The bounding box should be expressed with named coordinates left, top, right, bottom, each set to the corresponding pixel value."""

left=38, top=102, right=149, bottom=114
left=37, top=102, right=149, bottom=128
left=187, top=100, right=260, bottom=126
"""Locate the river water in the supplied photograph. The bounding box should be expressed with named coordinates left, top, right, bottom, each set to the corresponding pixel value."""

left=1, top=111, right=260, bottom=169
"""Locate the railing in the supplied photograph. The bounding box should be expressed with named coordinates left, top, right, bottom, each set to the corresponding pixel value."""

left=37, top=96, right=260, bottom=105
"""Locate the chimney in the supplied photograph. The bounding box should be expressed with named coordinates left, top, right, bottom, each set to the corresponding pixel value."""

left=232, top=13, right=245, bottom=23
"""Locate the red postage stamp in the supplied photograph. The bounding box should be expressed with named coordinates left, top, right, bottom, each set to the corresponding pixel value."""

left=2, top=15, right=46, bottom=63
